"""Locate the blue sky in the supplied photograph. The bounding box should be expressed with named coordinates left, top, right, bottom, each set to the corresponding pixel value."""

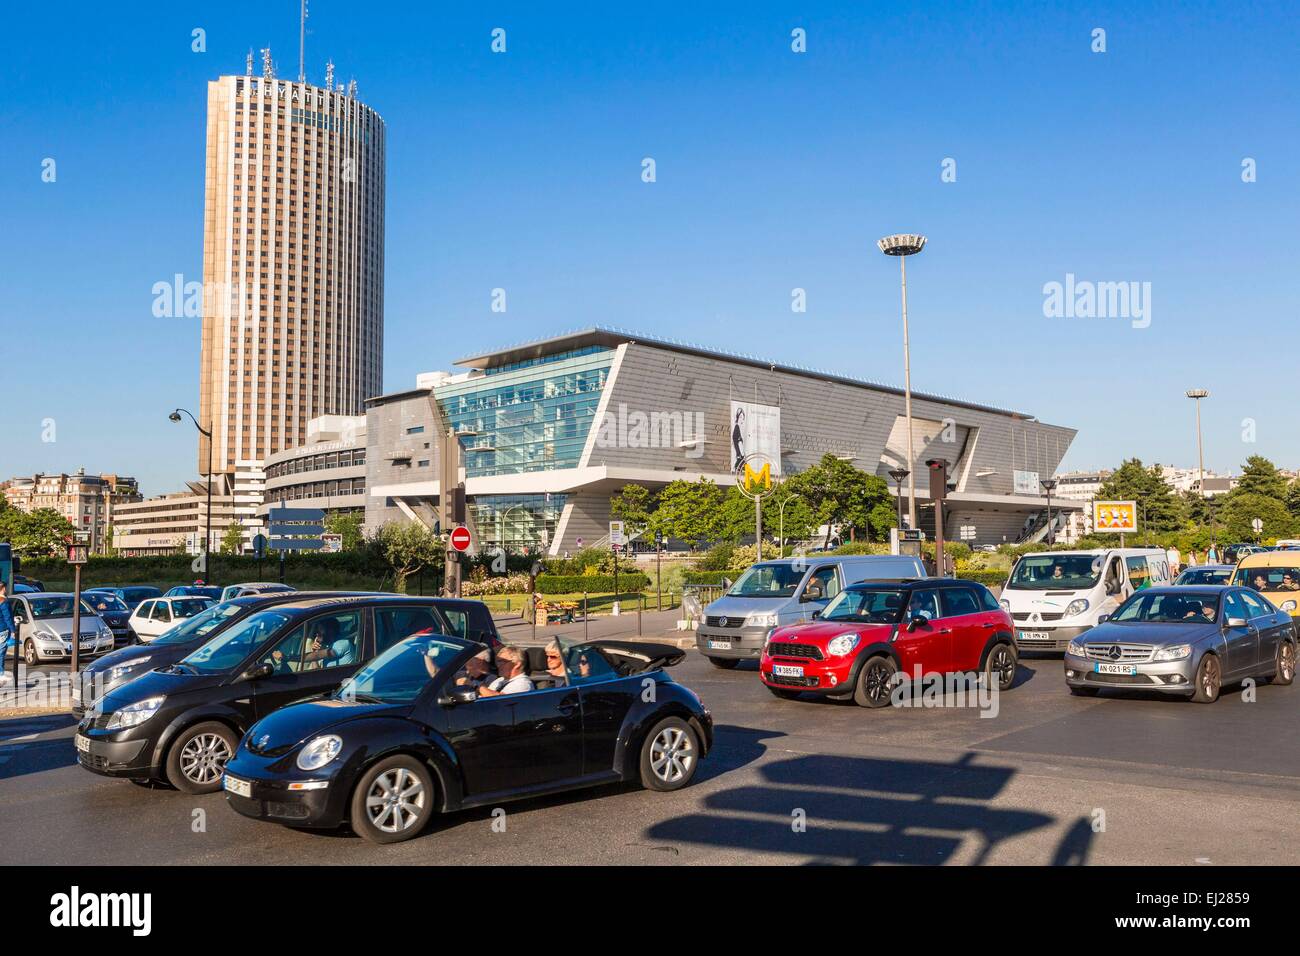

left=2, top=1, right=1298, bottom=495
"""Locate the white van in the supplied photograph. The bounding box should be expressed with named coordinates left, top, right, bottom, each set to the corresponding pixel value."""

left=1000, top=548, right=1172, bottom=651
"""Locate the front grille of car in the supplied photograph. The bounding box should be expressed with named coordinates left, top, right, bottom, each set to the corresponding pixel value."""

left=767, top=642, right=825, bottom=661
left=768, top=673, right=820, bottom=687
left=1012, top=612, right=1064, bottom=622
left=1083, top=643, right=1153, bottom=663
left=706, top=616, right=744, bottom=629
left=1084, top=671, right=1154, bottom=685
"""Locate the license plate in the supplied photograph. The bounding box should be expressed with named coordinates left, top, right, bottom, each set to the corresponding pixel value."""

left=223, top=774, right=252, bottom=798
left=74, top=735, right=91, bottom=754
left=1094, top=662, right=1137, bottom=676
left=708, top=640, right=732, bottom=650
left=1018, top=631, right=1051, bottom=642
left=772, top=664, right=803, bottom=678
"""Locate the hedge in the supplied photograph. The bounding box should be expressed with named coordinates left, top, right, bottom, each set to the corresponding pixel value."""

left=955, top=569, right=1008, bottom=587
left=682, top=570, right=744, bottom=586
left=534, top=572, right=650, bottom=594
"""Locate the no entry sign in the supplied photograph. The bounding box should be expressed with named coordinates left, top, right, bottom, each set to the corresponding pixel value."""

left=450, top=526, right=472, bottom=552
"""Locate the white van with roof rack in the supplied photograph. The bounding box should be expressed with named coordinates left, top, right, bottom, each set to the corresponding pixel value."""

left=1000, top=548, right=1172, bottom=652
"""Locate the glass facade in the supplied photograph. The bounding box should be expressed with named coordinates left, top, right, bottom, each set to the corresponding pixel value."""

left=470, top=494, right=568, bottom=550
left=435, top=349, right=613, bottom=478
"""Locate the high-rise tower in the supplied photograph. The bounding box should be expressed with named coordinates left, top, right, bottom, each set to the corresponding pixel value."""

left=198, top=54, right=385, bottom=478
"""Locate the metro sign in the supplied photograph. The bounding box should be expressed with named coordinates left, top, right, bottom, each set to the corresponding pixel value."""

left=450, top=526, right=472, bottom=552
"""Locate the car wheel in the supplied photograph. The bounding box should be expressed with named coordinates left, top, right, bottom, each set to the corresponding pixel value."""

left=985, top=642, right=1018, bottom=692
left=1274, top=640, right=1296, bottom=686
left=1069, top=685, right=1100, bottom=697
left=706, top=656, right=739, bottom=669
left=165, top=722, right=239, bottom=794
left=853, top=655, right=897, bottom=708
left=1191, top=653, right=1221, bottom=704
left=350, top=756, right=435, bottom=844
left=639, top=716, right=700, bottom=791
left=22, top=640, right=37, bottom=667
left=766, top=685, right=802, bottom=700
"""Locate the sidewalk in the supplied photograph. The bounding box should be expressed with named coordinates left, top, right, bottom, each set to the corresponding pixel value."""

left=494, top=607, right=696, bottom=648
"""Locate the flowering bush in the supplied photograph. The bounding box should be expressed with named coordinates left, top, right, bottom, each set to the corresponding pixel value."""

left=460, top=573, right=533, bottom=596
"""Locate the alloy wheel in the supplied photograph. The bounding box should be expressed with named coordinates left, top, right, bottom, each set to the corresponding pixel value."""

left=1202, top=655, right=1220, bottom=698
left=992, top=647, right=1015, bottom=687
left=650, top=727, right=694, bottom=783
left=23, top=641, right=36, bottom=666
left=179, top=733, right=232, bottom=785
left=863, top=661, right=894, bottom=703
left=1282, top=643, right=1296, bottom=682
left=365, top=768, right=427, bottom=833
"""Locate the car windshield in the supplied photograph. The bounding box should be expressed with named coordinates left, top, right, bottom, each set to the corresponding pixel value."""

left=84, top=593, right=127, bottom=613
left=172, top=598, right=213, bottom=618
left=28, top=597, right=96, bottom=619
left=1111, top=591, right=1220, bottom=624
left=820, top=588, right=907, bottom=624
left=1176, top=568, right=1232, bottom=585
left=1008, top=554, right=1103, bottom=590
left=339, top=635, right=466, bottom=704
left=181, top=610, right=294, bottom=674
left=152, top=601, right=245, bottom=646
left=1232, top=566, right=1300, bottom=593
left=727, top=563, right=805, bottom=598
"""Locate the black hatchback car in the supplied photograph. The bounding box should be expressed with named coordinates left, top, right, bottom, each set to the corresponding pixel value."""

left=222, top=633, right=712, bottom=843
left=74, top=595, right=498, bottom=794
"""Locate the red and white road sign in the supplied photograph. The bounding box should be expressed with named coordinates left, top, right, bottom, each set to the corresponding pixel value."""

left=450, top=526, right=472, bottom=552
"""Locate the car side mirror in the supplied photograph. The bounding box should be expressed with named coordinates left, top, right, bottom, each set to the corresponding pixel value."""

left=241, top=662, right=274, bottom=681
left=1225, top=616, right=1247, bottom=628
left=801, top=587, right=823, bottom=603
left=439, top=686, right=478, bottom=707
left=906, top=614, right=928, bottom=632
left=1097, top=614, right=1110, bottom=624
left=811, top=610, right=822, bottom=620
left=721, top=577, right=732, bottom=590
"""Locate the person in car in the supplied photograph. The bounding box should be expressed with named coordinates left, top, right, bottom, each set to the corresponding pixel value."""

left=1251, top=573, right=1268, bottom=592
left=452, top=649, right=494, bottom=688
left=302, top=618, right=355, bottom=669
left=1281, top=573, right=1300, bottom=591
left=545, top=641, right=567, bottom=681
left=1183, top=602, right=1216, bottom=622
left=478, top=645, right=533, bottom=697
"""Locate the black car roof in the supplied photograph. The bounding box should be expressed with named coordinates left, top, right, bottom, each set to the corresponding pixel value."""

left=848, top=578, right=982, bottom=591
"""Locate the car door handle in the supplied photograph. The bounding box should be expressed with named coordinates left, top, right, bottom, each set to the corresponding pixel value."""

left=981, top=622, right=997, bottom=628
left=937, top=628, right=952, bottom=634
left=557, top=700, right=579, bottom=716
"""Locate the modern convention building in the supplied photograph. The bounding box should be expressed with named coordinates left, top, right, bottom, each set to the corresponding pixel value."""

left=362, top=328, right=1080, bottom=553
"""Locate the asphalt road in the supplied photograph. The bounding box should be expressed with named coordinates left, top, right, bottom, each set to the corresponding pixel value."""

left=3, top=636, right=1299, bottom=865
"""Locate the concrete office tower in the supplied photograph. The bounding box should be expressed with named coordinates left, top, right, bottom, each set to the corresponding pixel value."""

left=197, top=55, right=385, bottom=479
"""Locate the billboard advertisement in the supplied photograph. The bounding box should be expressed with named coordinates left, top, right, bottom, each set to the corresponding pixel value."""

left=1093, top=500, right=1138, bottom=533
left=730, top=401, right=781, bottom=476
left=1013, top=470, right=1041, bottom=495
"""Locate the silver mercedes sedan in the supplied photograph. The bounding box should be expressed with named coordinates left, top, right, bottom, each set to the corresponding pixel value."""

left=1063, top=586, right=1296, bottom=703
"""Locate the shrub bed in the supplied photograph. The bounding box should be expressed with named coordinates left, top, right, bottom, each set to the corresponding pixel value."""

left=535, top=572, right=650, bottom=594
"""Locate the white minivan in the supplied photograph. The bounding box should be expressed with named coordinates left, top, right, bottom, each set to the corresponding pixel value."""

left=1001, top=548, right=1172, bottom=652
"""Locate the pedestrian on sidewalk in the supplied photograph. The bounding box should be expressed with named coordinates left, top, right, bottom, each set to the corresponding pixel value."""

left=0, top=581, right=15, bottom=684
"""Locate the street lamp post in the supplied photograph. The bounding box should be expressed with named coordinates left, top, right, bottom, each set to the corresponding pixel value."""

left=878, top=234, right=927, bottom=530
left=1040, top=477, right=1058, bottom=545
left=170, top=408, right=214, bottom=585
left=777, top=492, right=801, bottom=555
left=888, top=467, right=910, bottom=531
left=1186, top=389, right=1212, bottom=549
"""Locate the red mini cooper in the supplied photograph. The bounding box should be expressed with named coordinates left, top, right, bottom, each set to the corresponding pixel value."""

left=759, top=579, right=1018, bottom=707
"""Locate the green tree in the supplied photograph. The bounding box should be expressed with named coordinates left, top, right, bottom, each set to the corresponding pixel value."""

left=1095, top=459, right=1185, bottom=533
left=1219, top=493, right=1296, bottom=542
left=324, top=511, right=365, bottom=551
left=649, top=478, right=726, bottom=547
left=609, top=484, right=657, bottom=536
left=1286, top=480, right=1300, bottom=520
left=375, top=520, right=442, bottom=593
left=1230, top=455, right=1289, bottom=501
left=0, top=507, right=76, bottom=557
left=220, top=520, right=244, bottom=555
left=784, top=454, right=893, bottom=545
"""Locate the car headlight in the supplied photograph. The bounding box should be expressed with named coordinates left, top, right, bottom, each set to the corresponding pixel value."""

left=296, top=734, right=343, bottom=771
left=999, top=599, right=1010, bottom=613
left=1067, top=640, right=1086, bottom=657
left=1282, top=601, right=1297, bottom=612
left=745, top=611, right=779, bottom=629
left=1152, top=644, right=1192, bottom=662
left=1064, top=599, right=1090, bottom=618
left=39, top=625, right=62, bottom=642
left=108, top=657, right=151, bottom=683
left=826, top=633, right=860, bottom=657
left=104, top=695, right=165, bottom=730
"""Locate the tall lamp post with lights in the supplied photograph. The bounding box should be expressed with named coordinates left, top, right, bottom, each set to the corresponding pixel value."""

left=170, top=408, right=214, bottom=584
left=1186, top=388, right=1212, bottom=548
left=888, top=467, right=910, bottom=531
left=878, top=233, right=927, bottom=529
left=1039, top=477, right=1058, bottom=545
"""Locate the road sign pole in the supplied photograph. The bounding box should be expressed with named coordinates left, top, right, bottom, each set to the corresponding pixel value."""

left=71, top=563, right=81, bottom=679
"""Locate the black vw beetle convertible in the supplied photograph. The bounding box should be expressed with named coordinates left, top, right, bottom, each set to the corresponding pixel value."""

left=222, top=633, right=712, bottom=843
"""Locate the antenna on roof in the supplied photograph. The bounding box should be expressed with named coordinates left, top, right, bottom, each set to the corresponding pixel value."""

left=298, top=0, right=309, bottom=83
left=347, top=78, right=357, bottom=98
left=261, top=47, right=274, bottom=80
left=246, top=49, right=254, bottom=76
left=325, top=59, right=334, bottom=89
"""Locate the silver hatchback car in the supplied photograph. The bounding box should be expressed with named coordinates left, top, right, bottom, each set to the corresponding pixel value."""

left=1063, top=585, right=1296, bottom=703
left=10, top=593, right=115, bottom=665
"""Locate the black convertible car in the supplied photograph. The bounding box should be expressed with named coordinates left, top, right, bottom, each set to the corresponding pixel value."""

left=222, top=633, right=712, bottom=843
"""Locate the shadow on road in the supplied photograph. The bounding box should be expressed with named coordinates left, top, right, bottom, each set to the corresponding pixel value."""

left=646, top=750, right=1093, bottom=865
left=0, top=714, right=78, bottom=780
